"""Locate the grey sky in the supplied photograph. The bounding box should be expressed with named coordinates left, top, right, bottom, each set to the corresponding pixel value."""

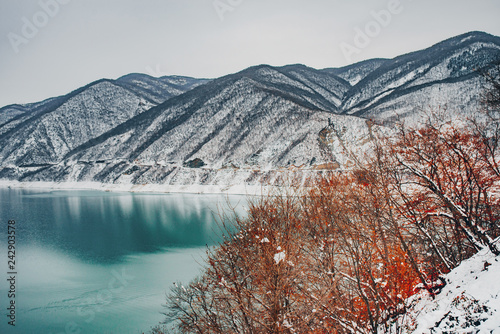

left=1, top=0, right=499, bottom=108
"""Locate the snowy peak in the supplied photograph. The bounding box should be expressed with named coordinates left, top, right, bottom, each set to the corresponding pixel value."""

left=115, top=73, right=210, bottom=104
left=321, top=58, right=388, bottom=86
left=340, top=31, right=500, bottom=115
left=226, top=64, right=350, bottom=112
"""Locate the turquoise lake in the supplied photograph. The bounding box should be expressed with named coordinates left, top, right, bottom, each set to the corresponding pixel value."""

left=0, top=188, right=247, bottom=334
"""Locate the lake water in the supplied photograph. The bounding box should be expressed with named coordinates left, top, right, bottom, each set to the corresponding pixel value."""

left=0, top=188, right=247, bottom=334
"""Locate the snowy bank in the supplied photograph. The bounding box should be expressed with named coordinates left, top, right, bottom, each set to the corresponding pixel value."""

left=0, top=179, right=274, bottom=196
left=392, top=244, right=500, bottom=333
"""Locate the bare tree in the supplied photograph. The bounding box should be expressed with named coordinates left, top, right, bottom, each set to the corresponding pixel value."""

left=386, top=120, right=500, bottom=256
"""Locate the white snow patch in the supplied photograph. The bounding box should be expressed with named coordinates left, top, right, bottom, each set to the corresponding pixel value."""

left=0, top=179, right=274, bottom=196
left=392, top=243, right=500, bottom=333
left=274, top=251, right=286, bottom=264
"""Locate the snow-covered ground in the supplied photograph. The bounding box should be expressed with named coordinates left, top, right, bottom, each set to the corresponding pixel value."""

left=392, top=244, right=500, bottom=333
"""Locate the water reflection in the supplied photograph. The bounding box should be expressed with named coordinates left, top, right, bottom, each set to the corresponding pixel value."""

left=0, top=189, right=246, bottom=263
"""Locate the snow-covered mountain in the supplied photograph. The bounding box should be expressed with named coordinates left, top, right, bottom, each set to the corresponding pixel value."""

left=322, top=58, right=388, bottom=86
left=340, top=31, right=500, bottom=121
left=0, top=75, right=208, bottom=166
left=0, top=74, right=209, bottom=137
left=0, top=31, right=499, bottom=193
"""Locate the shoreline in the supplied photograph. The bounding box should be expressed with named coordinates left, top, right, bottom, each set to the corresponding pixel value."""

left=0, top=179, right=270, bottom=196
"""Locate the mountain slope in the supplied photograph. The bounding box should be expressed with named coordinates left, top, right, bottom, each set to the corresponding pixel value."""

left=321, top=58, right=387, bottom=86
left=392, top=243, right=500, bottom=333
left=0, top=75, right=208, bottom=166
left=341, top=31, right=500, bottom=119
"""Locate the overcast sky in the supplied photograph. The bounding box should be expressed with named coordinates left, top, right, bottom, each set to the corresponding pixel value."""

left=1, top=0, right=499, bottom=107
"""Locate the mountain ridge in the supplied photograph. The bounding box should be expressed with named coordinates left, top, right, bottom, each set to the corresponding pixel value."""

left=1, top=31, right=499, bottom=192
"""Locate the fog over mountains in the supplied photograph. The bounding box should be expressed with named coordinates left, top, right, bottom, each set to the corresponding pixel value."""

left=1, top=31, right=499, bottom=192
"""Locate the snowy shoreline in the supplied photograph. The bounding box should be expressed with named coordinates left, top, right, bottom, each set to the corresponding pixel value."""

left=0, top=179, right=271, bottom=196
